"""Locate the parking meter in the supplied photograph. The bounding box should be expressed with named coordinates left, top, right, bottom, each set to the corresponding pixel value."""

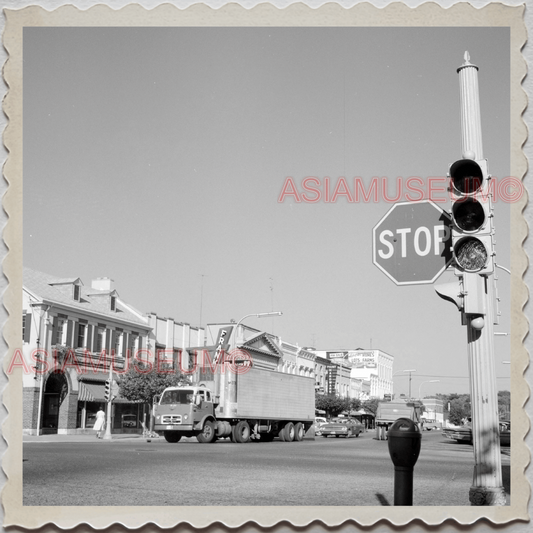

left=387, top=418, right=422, bottom=505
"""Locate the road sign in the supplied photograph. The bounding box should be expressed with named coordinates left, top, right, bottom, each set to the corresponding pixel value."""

left=373, top=200, right=453, bottom=285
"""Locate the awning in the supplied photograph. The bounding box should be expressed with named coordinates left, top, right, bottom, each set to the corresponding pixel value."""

left=77, top=381, right=133, bottom=404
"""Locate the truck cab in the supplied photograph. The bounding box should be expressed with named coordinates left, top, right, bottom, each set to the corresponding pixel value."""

left=154, top=385, right=217, bottom=443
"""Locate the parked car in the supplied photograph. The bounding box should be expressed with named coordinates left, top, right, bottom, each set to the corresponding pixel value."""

left=442, top=425, right=473, bottom=444
left=499, top=420, right=511, bottom=447
left=121, top=414, right=137, bottom=428
left=320, top=417, right=364, bottom=438
left=443, top=420, right=510, bottom=446
left=420, top=418, right=440, bottom=431
left=314, top=417, right=327, bottom=436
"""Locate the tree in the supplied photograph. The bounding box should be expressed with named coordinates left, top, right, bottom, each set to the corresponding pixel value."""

left=120, top=364, right=190, bottom=405
left=498, top=390, right=510, bottom=420
left=349, top=397, right=362, bottom=412
left=361, top=398, right=380, bottom=417
left=315, top=394, right=350, bottom=418
left=448, top=395, right=471, bottom=425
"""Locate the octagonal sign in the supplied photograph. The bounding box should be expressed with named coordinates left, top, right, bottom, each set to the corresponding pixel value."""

left=373, top=200, right=453, bottom=285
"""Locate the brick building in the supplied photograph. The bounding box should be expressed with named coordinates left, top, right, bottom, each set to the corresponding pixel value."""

left=22, top=267, right=203, bottom=435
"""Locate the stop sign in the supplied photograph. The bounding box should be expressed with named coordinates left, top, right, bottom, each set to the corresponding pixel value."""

left=373, top=200, right=453, bottom=285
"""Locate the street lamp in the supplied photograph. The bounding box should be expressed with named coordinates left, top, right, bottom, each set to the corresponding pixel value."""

left=234, top=312, right=283, bottom=345
left=226, top=311, right=282, bottom=410
left=418, top=380, right=440, bottom=399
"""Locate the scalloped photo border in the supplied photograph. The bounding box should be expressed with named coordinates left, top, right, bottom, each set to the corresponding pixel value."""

left=1, top=2, right=529, bottom=530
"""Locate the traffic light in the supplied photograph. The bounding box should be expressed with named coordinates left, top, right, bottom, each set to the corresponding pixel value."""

left=449, top=158, right=494, bottom=275
left=104, top=379, right=111, bottom=402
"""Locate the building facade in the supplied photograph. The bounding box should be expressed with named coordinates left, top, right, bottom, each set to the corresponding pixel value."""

left=420, top=397, right=444, bottom=427
left=203, top=323, right=323, bottom=384
left=311, top=348, right=394, bottom=399
left=22, top=268, right=204, bottom=435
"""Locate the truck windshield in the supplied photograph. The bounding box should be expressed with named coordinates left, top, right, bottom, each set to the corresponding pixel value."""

left=160, top=390, right=194, bottom=404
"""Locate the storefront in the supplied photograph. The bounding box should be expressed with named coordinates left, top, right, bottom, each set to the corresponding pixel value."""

left=77, top=373, right=146, bottom=434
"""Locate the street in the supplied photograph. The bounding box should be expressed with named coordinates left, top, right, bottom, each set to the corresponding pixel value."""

left=23, top=430, right=510, bottom=506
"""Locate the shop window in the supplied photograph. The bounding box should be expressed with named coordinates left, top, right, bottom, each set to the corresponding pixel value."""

left=96, top=327, right=105, bottom=353
left=54, top=319, right=67, bottom=345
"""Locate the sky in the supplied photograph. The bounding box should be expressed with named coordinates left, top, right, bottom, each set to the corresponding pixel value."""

left=23, top=26, right=512, bottom=397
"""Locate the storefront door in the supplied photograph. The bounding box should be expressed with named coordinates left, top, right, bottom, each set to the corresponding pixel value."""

left=41, top=372, right=68, bottom=434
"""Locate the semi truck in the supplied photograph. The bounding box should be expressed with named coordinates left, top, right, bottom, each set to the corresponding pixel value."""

left=375, top=399, right=424, bottom=440
left=153, top=326, right=315, bottom=443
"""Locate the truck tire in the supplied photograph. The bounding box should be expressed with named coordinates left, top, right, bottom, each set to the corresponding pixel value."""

left=282, top=422, right=295, bottom=442
left=234, top=421, right=251, bottom=443
left=164, top=431, right=182, bottom=443
left=294, top=422, right=305, bottom=442
left=197, top=420, right=216, bottom=443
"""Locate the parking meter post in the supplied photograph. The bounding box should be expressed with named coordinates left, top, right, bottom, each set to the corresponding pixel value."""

left=393, top=467, right=414, bottom=505
left=387, top=418, right=422, bottom=506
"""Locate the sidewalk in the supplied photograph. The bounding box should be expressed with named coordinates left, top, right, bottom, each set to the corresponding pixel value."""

left=23, top=432, right=156, bottom=444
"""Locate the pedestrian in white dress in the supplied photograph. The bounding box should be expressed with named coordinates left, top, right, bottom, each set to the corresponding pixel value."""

left=94, top=407, right=106, bottom=438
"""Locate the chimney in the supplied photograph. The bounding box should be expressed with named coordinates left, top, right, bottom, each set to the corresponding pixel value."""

left=91, top=277, right=114, bottom=292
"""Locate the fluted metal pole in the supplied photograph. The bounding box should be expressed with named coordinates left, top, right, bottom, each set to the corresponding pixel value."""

left=457, top=52, right=505, bottom=506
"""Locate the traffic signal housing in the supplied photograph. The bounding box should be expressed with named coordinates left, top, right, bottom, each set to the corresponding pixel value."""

left=104, top=379, right=111, bottom=402
left=449, top=158, right=494, bottom=275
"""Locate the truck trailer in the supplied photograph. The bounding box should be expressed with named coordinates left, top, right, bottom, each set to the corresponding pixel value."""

left=375, top=399, right=423, bottom=440
left=153, top=327, right=315, bottom=443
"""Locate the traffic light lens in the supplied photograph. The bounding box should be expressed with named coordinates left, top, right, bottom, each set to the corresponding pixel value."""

left=452, top=199, right=486, bottom=231
left=450, top=160, right=483, bottom=194
left=454, top=237, right=488, bottom=272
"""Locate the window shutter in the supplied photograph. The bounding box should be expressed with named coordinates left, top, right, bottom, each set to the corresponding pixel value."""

left=122, top=332, right=128, bottom=358
left=52, top=317, right=59, bottom=345
left=93, top=327, right=99, bottom=353
left=23, top=313, right=32, bottom=343
left=105, top=329, right=112, bottom=353
left=66, top=320, right=73, bottom=347
left=73, top=322, right=80, bottom=348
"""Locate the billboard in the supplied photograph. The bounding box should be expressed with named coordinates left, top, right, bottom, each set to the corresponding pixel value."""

left=350, top=351, right=377, bottom=369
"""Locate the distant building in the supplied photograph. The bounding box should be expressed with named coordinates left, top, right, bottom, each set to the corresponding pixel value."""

left=313, top=354, right=330, bottom=394
left=327, top=361, right=351, bottom=397
left=420, top=397, right=444, bottom=427
left=310, top=348, right=393, bottom=399
left=202, top=323, right=326, bottom=386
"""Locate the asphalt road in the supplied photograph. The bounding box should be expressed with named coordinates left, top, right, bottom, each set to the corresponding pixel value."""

left=23, top=430, right=510, bottom=506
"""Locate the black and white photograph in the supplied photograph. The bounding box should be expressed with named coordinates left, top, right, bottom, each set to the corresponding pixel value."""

left=1, top=1, right=531, bottom=530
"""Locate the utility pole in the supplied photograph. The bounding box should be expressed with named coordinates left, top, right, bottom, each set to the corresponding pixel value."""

left=436, top=52, right=505, bottom=505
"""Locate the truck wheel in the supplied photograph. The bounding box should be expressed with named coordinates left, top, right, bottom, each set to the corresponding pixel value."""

left=197, top=420, right=216, bottom=443
left=294, top=422, right=304, bottom=442
left=234, top=421, right=251, bottom=443
left=283, top=422, right=295, bottom=442
left=164, top=431, right=182, bottom=443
